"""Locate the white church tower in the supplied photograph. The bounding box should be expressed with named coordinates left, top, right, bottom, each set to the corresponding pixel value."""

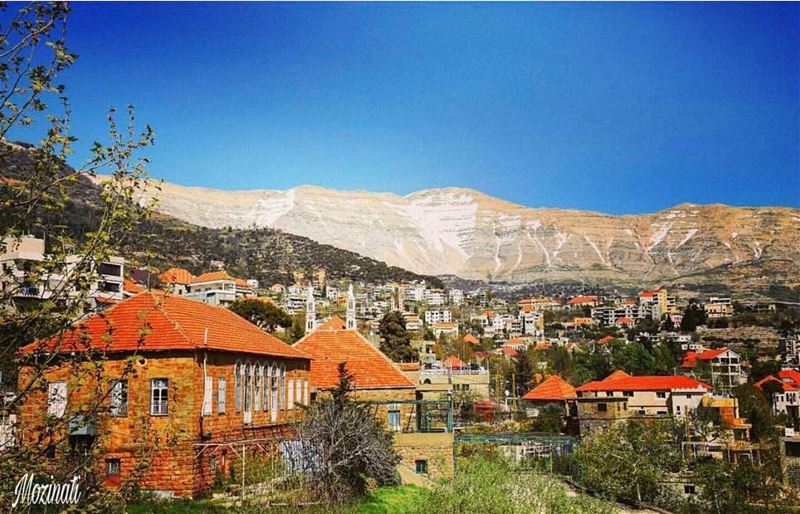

left=305, top=286, right=316, bottom=332
left=346, top=283, right=356, bottom=330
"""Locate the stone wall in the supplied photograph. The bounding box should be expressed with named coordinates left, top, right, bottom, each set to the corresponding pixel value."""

left=394, top=432, right=455, bottom=480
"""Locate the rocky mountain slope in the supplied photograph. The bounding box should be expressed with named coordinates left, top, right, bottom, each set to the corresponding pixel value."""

left=0, top=142, right=438, bottom=287
left=111, top=177, right=800, bottom=293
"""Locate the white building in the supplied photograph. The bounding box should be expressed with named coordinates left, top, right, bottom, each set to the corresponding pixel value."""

left=425, top=310, right=452, bottom=324
left=448, top=289, right=464, bottom=306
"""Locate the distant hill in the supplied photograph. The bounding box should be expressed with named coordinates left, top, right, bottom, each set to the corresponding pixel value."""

left=0, top=142, right=440, bottom=288
left=93, top=173, right=800, bottom=300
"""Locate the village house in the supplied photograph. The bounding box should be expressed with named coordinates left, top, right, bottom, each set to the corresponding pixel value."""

left=574, top=371, right=711, bottom=433
left=521, top=375, right=577, bottom=417
left=17, top=292, right=311, bottom=498
left=293, top=308, right=455, bottom=479
left=704, top=297, right=734, bottom=319
left=756, top=369, right=800, bottom=426
left=184, top=271, right=254, bottom=307
left=566, top=295, right=599, bottom=309
left=159, top=267, right=194, bottom=295
left=681, top=347, right=746, bottom=394
left=431, top=322, right=458, bottom=340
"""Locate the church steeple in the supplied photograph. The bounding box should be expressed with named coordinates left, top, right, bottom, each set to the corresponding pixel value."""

left=346, top=284, right=356, bottom=330
left=305, top=286, right=316, bottom=332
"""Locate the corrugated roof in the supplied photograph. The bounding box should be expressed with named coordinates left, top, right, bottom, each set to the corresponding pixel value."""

left=22, top=292, right=309, bottom=360
left=293, top=316, right=415, bottom=391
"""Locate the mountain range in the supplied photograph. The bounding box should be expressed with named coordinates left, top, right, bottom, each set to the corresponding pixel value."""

left=99, top=177, right=800, bottom=298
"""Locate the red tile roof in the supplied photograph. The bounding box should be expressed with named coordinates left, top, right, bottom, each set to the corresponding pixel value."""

left=757, top=370, right=800, bottom=392
left=443, top=355, right=466, bottom=369
left=779, top=369, right=800, bottom=385
left=159, top=267, right=194, bottom=285
left=462, top=334, right=480, bottom=345
left=603, top=370, right=631, bottom=382
left=523, top=375, right=576, bottom=402
left=123, top=278, right=144, bottom=294
left=293, top=316, right=415, bottom=391
left=576, top=374, right=711, bottom=393
left=755, top=375, right=795, bottom=392
left=398, top=362, right=420, bottom=371
left=21, top=292, right=309, bottom=360
left=192, top=271, right=235, bottom=284
left=681, top=348, right=728, bottom=368
left=568, top=296, right=598, bottom=305
left=597, top=335, right=615, bottom=346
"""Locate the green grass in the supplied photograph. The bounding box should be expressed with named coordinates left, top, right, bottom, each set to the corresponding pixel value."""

left=346, top=486, right=428, bottom=514
left=125, top=486, right=428, bottom=514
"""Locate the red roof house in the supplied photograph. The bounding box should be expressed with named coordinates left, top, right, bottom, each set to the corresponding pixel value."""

left=293, top=316, right=415, bottom=392
left=522, top=375, right=576, bottom=403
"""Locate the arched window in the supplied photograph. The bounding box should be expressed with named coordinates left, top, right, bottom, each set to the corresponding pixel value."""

left=280, top=363, right=287, bottom=412
left=244, top=362, right=252, bottom=413
left=270, top=362, right=279, bottom=421
left=254, top=364, right=262, bottom=412
left=261, top=363, right=269, bottom=412
left=234, top=361, right=242, bottom=412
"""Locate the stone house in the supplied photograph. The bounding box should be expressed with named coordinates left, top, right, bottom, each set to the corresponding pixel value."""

left=574, top=371, right=711, bottom=433
left=17, top=292, right=311, bottom=498
left=293, top=316, right=454, bottom=480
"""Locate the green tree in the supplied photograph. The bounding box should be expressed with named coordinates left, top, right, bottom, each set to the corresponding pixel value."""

left=574, top=418, right=682, bottom=505
left=378, top=310, right=418, bottom=362
left=734, top=383, right=776, bottom=441
left=681, top=301, right=707, bottom=332
left=229, top=298, right=292, bottom=332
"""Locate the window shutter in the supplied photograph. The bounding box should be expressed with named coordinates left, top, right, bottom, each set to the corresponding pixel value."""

left=203, top=376, right=213, bottom=416
left=287, top=379, right=294, bottom=410
left=218, top=378, right=226, bottom=414
left=47, top=382, right=67, bottom=418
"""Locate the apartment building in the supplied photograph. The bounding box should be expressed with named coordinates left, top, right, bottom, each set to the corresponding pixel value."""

left=1, top=235, right=125, bottom=309
left=425, top=309, right=452, bottom=324
left=681, top=347, right=746, bottom=394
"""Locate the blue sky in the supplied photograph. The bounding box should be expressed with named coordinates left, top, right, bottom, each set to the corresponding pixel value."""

left=8, top=2, right=799, bottom=214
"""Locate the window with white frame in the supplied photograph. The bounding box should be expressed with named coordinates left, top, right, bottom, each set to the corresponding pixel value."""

left=303, top=378, right=309, bottom=405
left=254, top=364, right=262, bottom=411
left=234, top=362, right=242, bottom=412
left=47, top=381, right=67, bottom=418
left=280, top=364, right=286, bottom=411
left=110, top=380, right=128, bottom=417
left=295, top=379, right=302, bottom=407
left=261, top=363, right=270, bottom=412
left=388, top=404, right=401, bottom=431
left=287, top=378, right=294, bottom=410
left=218, top=377, right=226, bottom=414
left=271, top=363, right=279, bottom=421
left=150, top=378, right=169, bottom=416
left=244, top=363, right=252, bottom=413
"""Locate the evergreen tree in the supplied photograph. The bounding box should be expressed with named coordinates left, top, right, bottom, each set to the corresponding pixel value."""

left=378, top=310, right=419, bottom=362
left=229, top=298, right=292, bottom=332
